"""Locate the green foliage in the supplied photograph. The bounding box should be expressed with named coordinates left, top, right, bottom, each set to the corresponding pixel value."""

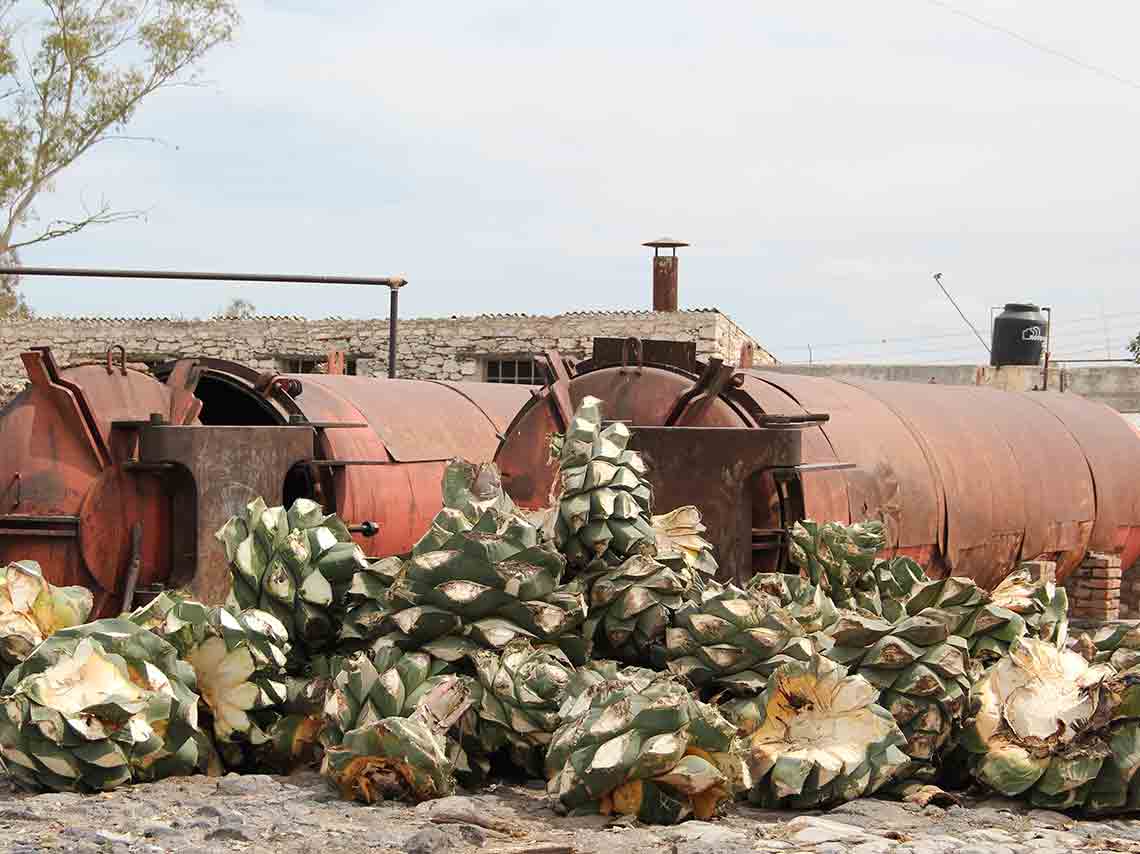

left=0, top=267, right=31, bottom=319
left=219, top=298, right=256, bottom=319
left=1130, top=333, right=1140, bottom=363
left=0, top=0, right=239, bottom=258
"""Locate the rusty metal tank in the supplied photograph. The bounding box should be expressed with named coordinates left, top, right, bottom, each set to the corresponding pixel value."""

left=0, top=348, right=204, bottom=615
left=494, top=339, right=1140, bottom=588
left=0, top=348, right=531, bottom=615
left=149, top=357, right=531, bottom=580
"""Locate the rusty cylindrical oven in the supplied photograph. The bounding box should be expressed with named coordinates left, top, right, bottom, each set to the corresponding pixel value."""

left=142, top=357, right=532, bottom=607
left=494, top=339, right=1140, bottom=588
left=0, top=349, right=531, bottom=615
left=0, top=348, right=205, bottom=616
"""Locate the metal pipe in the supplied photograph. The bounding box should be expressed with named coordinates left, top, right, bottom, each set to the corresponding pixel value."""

left=389, top=286, right=399, bottom=379
left=1042, top=306, right=1053, bottom=390
left=121, top=522, right=143, bottom=613
left=8, top=266, right=408, bottom=288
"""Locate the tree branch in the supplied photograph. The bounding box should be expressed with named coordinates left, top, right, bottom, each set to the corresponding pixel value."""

left=6, top=204, right=145, bottom=252
left=0, top=0, right=239, bottom=255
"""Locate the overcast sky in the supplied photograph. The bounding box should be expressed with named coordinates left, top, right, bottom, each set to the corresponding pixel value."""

left=14, top=1, right=1140, bottom=364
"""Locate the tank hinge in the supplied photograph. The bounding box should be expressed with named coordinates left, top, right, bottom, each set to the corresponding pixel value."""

left=664, top=358, right=736, bottom=426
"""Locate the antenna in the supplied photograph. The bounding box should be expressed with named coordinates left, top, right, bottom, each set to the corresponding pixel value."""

left=932, top=272, right=991, bottom=355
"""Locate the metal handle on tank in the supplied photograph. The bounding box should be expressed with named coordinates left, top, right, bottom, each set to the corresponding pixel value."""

left=620, top=337, right=644, bottom=373
left=105, top=345, right=127, bottom=376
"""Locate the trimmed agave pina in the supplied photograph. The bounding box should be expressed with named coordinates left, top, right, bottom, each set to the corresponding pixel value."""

left=0, top=620, right=208, bottom=792
left=546, top=670, right=739, bottom=824
left=185, top=635, right=264, bottom=740
left=0, top=560, right=93, bottom=676
left=651, top=506, right=719, bottom=576
left=35, top=638, right=150, bottom=717
left=964, top=637, right=1113, bottom=804
left=128, top=596, right=290, bottom=770
left=742, top=655, right=908, bottom=807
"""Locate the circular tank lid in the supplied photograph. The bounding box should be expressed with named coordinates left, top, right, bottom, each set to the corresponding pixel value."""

left=1002, top=302, right=1041, bottom=312
left=643, top=237, right=690, bottom=248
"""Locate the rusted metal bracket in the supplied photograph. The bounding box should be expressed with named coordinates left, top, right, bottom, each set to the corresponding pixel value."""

left=590, top=338, right=697, bottom=374
left=256, top=372, right=303, bottom=400
left=105, top=345, right=128, bottom=376
left=136, top=425, right=315, bottom=605
left=286, top=417, right=369, bottom=429
left=348, top=521, right=380, bottom=537
left=628, top=425, right=805, bottom=585
left=664, top=358, right=737, bottom=426
left=163, top=358, right=204, bottom=425
left=756, top=414, right=830, bottom=427
left=0, top=515, right=80, bottom=538
left=536, top=349, right=575, bottom=432
left=22, top=348, right=112, bottom=470
left=120, top=522, right=143, bottom=613
left=310, top=459, right=390, bottom=466
left=771, top=462, right=855, bottom=480
left=618, top=337, right=644, bottom=373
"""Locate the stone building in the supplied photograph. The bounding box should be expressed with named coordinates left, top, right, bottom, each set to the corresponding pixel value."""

left=0, top=308, right=772, bottom=403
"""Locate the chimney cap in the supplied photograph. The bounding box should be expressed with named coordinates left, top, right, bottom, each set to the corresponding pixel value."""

left=643, top=237, right=690, bottom=248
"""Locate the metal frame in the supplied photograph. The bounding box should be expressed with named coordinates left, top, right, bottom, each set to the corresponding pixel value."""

left=483, top=355, right=540, bottom=385
left=8, top=265, right=408, bottom=379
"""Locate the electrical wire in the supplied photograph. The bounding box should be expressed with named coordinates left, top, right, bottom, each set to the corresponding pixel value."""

left=922, top=0, right=1140, bottom=93
left=767, top=309, right=1140, bottom=357
left=778, top=330, right=1137, bottom=365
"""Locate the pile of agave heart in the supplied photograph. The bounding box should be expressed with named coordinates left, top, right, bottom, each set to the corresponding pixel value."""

left=1, top=396, right=1137, bottom=822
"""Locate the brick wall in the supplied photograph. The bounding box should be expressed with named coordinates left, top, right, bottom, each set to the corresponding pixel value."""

left=1063, top=552, right=1123, bottom=622
left=0, top=309, right=774, bottom=403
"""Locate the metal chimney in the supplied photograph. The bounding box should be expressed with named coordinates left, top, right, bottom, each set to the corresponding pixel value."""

left=643, top=237, right=688, bottom=312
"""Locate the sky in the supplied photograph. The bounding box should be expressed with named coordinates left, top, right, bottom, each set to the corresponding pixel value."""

left=11, top=0, right=1140, bottom=365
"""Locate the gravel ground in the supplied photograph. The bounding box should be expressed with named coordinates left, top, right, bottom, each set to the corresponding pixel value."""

left=1, top=772, right=1139, bottom=854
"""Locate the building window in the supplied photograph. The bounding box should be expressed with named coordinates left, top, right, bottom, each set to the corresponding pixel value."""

left=276, top=356, right=357, bottom=375
left=484, top=356, right=539, bottom=384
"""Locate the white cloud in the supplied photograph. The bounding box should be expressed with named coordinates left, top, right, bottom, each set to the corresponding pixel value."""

left=14, top=0, right=1140, bottom=362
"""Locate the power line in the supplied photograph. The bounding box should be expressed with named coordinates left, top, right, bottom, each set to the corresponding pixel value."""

left=923, top=0, right=1140, bottom=93
left=768, top=309, right=1140, bottom=355
left=774, top=329, right=979, bottom=354
left=1061, top=307, right=1140, bottom=325
left=1052, top=343, right=1131, bottom=359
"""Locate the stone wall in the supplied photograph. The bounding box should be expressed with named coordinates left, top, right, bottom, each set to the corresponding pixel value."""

left=0, top=309, right=774, bottom=400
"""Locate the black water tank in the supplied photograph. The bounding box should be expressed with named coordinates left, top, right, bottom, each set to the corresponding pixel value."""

left=990, top=303, right=1047, bottom=367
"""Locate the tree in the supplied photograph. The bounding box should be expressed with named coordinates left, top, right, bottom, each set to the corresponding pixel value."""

left=1131, top=333, right=1140, bottom=363
left=0, top=258, right=30, bottom=318
left=218, top=297, right=254, bottom=319
left=0, top=0, right=239, bottom=318
left=0, top=275, right=31, bottom=318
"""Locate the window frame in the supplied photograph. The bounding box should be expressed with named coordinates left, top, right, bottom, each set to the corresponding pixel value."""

left=274, top=356, right=358, bottom=375
left=482, top=355, right=540, bottom=385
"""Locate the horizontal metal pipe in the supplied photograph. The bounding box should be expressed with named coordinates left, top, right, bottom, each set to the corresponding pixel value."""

left=8, top=266, right=408, bottom=288
left=310, top=459, right=393, bottom=466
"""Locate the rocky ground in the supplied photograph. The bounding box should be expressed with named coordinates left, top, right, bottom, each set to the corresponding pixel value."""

left=1, top=772, right=1139, bottom=854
